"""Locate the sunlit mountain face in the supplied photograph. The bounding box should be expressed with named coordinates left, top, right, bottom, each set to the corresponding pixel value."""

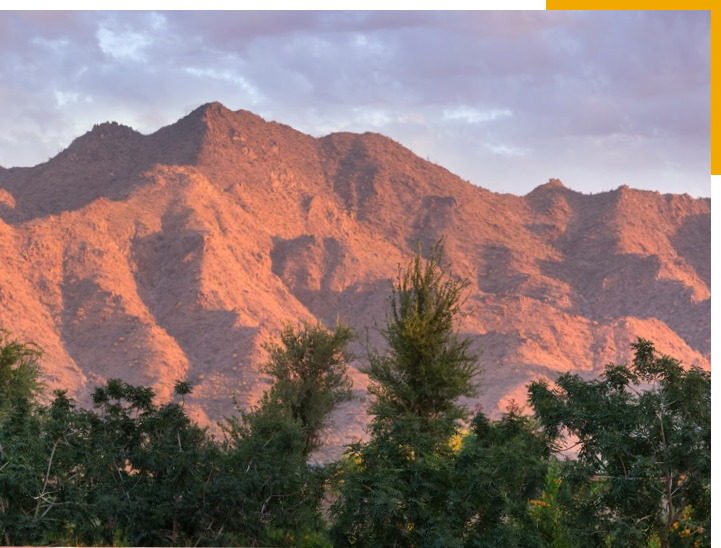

left=0, top=103, right=709, bottom=456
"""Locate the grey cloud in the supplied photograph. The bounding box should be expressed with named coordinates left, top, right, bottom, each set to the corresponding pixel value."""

left=0, top=10, right=710, bottom=197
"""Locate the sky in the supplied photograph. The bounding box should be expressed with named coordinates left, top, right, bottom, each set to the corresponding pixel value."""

left=0, top=10, right=711, bottom=197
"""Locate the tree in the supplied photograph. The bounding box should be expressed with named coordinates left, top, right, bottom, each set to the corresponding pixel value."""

left=215, top=321, right=354, bottom=547
left=528, top=339, right=711, bottom=548
left=41, top=379, right=221, bottom=547
left=528, top=462, right=578, bottom=548
left=260, top=321, right=355, bottom=454
left=0, top=332, right=50, bottom=545
left=448, top=405, right=552, bottom=547
left=0, top=331, right=43, bottom=417
left=0, top=324, right=352, bottom=547
left=365, top=241, right=479, bottom=430
left=330, top=240, right=481, bottom=547
left=218, top=401, right=331, bottom=547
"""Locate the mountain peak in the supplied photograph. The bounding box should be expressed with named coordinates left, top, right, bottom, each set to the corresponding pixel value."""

left=533, top=178, right=567, bottom=191
left=58, top=120, right=143, bottom=163
left=185, top=101, right=267, bottom=127
left=190, top=101, right=233, bottom=119
left=89, top=120, right=138, bottom=133
left=526, top=178, right=570, bottom=197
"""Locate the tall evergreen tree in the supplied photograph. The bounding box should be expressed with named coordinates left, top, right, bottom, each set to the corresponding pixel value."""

left=330, top=240, right=480, bottom=547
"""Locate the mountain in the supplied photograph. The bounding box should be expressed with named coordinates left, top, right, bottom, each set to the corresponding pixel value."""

left=0, top=102, right=710, bottom=457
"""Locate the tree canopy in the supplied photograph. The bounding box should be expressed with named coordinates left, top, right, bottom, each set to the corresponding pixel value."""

left=529, top=339, right=711, bottom=548
left=259, top=321, right=355, bottom=454
left=330, top=240, right=483, bottom=547
left=0, top=330, right=43, bottom=416
left=0, top=243, right=711, bottom=547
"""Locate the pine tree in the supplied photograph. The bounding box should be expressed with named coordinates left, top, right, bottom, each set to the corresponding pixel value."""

left=330, top=240, right=480, bottom=547
left=365, top=241, right=479, bottom=431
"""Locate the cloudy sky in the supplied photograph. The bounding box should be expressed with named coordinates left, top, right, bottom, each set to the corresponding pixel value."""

left=0, top=11, right=711, bottom=197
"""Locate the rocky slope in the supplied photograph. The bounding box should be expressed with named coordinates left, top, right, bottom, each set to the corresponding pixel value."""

left=0, top=103, right=710, bottom=456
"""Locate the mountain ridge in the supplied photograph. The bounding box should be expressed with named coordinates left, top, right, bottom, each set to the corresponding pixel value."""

left=0, top=102, right=709, bottom=457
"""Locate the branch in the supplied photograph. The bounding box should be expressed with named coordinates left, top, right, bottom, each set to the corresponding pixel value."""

left=34, top=438, right=60, bottom=518
left=619, top=456, right=628, bottom=479
left=552, top=438, right=585, bottom=453
left=260, top=495, right=273, bottom=518
left=39, top=498, right=58, bottom=520
left=634, top=513, right=655, bottom=524
left=245, top=433, right=277, bottom=474
left=657, top=407, right=679, bottom=540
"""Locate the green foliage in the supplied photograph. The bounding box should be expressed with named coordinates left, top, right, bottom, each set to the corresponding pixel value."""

left=1, top=321, right=353, bottom=547
left=529, top=464, right=577, bottom=548
left=219, top=401, right=329, bottom=546
left=0, top=333, right=47, bottom=545
left=330, top=241, right=481, bottom=547
left=449, top=406, right=552, bottom=547
left=0, top=289, right=711, bottom=547
left=364, top=241, right=480, bottom=431
left=212, top=320, right=354, bottom=546
left=0, top=394, right=45, bottom=545
left=330, top=406, right=553, bottom=548
left=331, top=427, right=460, bottom=547
left=0, top=331, right=43, bottom=416
left=260, top=321, right=355, bottom=453
left=70, top=380, right=223, bottom=546
left=528, top=339, right=711, bottom=548
left=0, top=374, right=222, bottom=547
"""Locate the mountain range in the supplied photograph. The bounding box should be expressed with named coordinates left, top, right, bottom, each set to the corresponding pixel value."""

left=0, top=102, right=710, bottom=457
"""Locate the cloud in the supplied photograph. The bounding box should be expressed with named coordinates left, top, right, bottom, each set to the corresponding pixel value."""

left=0, top=10, right=710, bottom=197
left=442, top=106, right=512, bottom=124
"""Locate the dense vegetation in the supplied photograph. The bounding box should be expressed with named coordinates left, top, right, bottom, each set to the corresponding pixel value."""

left=0, top=242, right=710, bottom=547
